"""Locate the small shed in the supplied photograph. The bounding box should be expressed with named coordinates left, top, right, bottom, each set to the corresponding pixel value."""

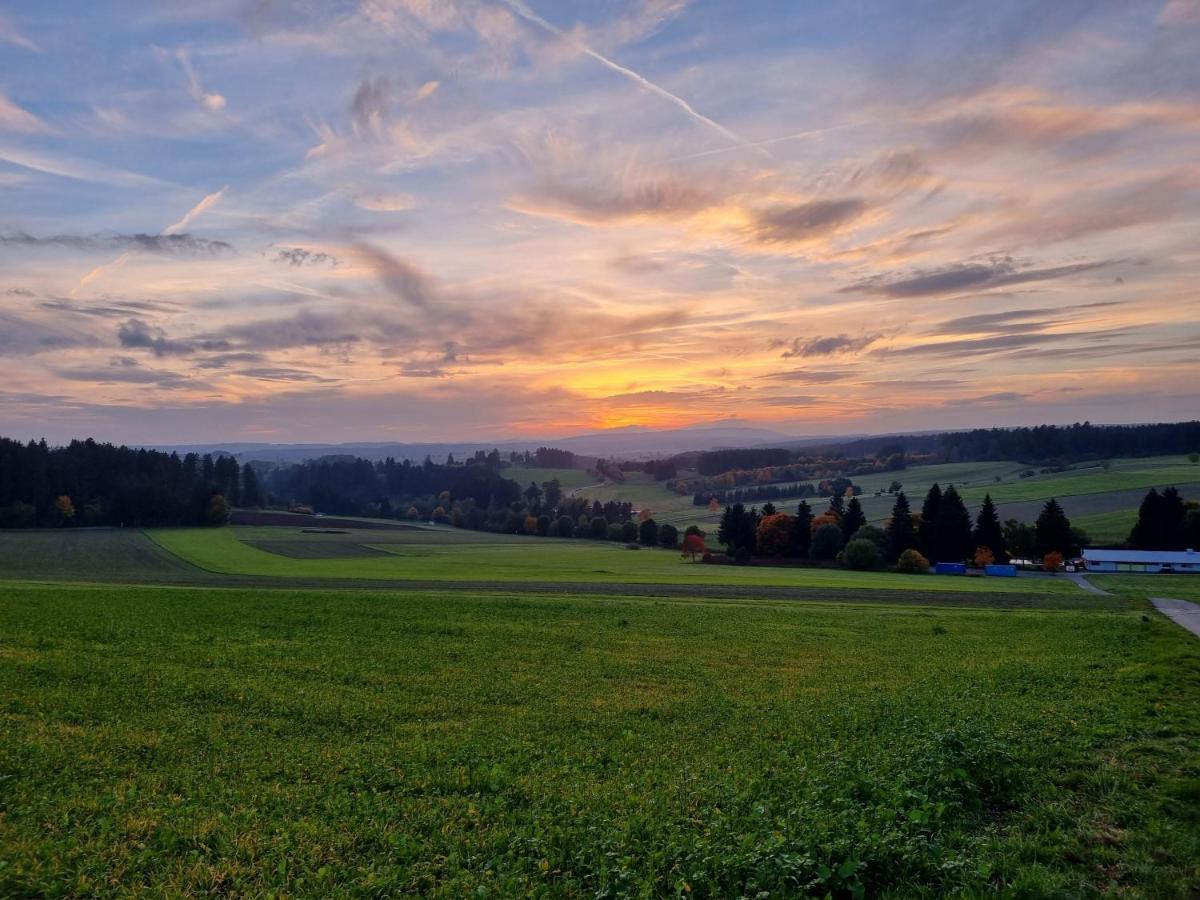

left=1081, top=548, right=1200, bottom=574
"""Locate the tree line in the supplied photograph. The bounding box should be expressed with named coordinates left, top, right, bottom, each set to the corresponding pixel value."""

left=712, top=484, right=1084, bottom=571
left=0, top=437, right=256, bottom=527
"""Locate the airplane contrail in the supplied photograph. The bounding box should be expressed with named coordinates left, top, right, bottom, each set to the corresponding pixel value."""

left=165, top=185, right=228, bottom=234
left=75, top=186, right=229, bottom=292
left=500, top=0, right=771, bottom=159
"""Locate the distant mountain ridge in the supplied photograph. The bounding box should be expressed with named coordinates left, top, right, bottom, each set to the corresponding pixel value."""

left=152, top=422, right=855, bottom=465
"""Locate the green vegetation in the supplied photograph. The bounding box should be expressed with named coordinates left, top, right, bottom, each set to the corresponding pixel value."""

left=1094, top=574, right=1200, bottom=602
left=504, top=466, right=599, bottom=492
left=957, top=458, right=1200, bottom=503
left=144, top=526, right=1080, bottom=594
left=1, top=583, right=1196, bottom=897
left=1073, top=508, right=1139, bottom=545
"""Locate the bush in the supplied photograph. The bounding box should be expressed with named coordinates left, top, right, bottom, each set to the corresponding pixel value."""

left=896, top=548, right=930, bottom=574
left=624, top=543, right=641, bottom=551
left=843, top=538, right=883, bottom=571
left=811, top=523, right=844, bottom=561
left=850, top=525, right=889, bottom=557
left=620, top=521, right=639, bottom=543
left=589, top=516, right=609, bottom=539
left=734, top=547, right=752, bottom=566
left=639, top=518, right=659, bottom=546
left=658, top=523, right=679, bottom=548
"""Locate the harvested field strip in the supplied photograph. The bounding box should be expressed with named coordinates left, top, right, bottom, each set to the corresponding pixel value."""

left=244, top=540, right=391, bottom=559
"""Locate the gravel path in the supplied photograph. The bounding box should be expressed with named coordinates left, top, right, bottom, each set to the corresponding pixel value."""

left=1151, top=597, right=1200, bottom=639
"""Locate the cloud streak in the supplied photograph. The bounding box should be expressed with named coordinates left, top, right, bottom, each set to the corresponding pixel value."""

left=500, top=0, right=770, bottom=158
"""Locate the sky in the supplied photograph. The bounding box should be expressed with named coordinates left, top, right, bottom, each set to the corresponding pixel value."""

left=1, top=0, right=1198, bottom=445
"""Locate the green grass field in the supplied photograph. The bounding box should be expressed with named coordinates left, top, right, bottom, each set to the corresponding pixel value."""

left=957, top=458, right=1200, bottom=503
left=503, top=466, right=600, bottom=493
left=572, top=456, right=1200, bottom=535
left=1, top=582, right=1197, bottom=897
left=1072, top=508, right=1139, bottom=545
left=143, top=526, right=1082, bottom=595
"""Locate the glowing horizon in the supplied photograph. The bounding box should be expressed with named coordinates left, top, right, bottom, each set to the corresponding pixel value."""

left=2, top=1, right=1198, bottom=445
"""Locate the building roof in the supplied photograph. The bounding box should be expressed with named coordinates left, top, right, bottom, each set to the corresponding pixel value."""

left=1083, top=548, right=1199, bottom=564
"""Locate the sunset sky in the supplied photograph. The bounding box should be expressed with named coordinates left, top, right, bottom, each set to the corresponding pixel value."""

left=2, top=0, right=1198, bottom=445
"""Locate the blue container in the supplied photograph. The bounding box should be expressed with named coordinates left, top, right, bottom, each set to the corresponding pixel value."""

left=934, top=562, right=966, bottom=575
left=984, top=564, right=1017, bottom=578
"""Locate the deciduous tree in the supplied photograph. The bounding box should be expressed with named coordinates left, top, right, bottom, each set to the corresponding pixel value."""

left=756, top=512, right=795, bottom=557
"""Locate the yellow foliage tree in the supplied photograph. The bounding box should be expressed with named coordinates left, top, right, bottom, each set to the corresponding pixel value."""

left=54, top=495, right=75, bottom=523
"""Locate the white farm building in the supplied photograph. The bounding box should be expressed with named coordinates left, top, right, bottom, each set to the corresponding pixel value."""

left=1081, top=548, right=1200, bottom=574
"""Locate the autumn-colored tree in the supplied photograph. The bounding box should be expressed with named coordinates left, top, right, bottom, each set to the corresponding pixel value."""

left=206, top=494, right=230, bottom=525
left=708, top=496, right=721, bottom=513
left=810, top=512, right=839, bottom=533
left=895, top=548, right=930, bottom=574
left=756, top=512, right=795, bottom=557
left=406, top=505, right=420, bottom=519
left=1043, top=550, right=1063, bottom=572
left=974, top=546, right=995, bottom=567
left=53, top=495, right=75, bottom=525
left=638, top=507, right=655, bottom=523
left=524, top=515, right=539, bottom=535
left=681, top=533, right=706, bottom=560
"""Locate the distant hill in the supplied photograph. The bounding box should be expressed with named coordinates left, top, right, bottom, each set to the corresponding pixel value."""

left=152, top=422, right=851, bottom=465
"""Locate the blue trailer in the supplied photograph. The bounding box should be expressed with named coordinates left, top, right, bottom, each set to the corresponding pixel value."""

left=934, top=562, right=966, bottom=575
left=984, top=564, right=1017, bottom=577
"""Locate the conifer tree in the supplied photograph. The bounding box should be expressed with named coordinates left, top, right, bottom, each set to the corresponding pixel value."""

left=885, top=491, right=916, bottom=561
left=972, top=494, right=1008, bottom=563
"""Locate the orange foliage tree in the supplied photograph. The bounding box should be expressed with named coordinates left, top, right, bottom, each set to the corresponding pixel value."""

left=757, top=512, right=795, bottom=557
left=974, top=546, right=995, bottom=567
left=1043, top=551, right=1063, bottom=572
left=810, top=512, right=839, bottom=532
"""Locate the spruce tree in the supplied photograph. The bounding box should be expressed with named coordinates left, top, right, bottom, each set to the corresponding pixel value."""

left=1128, top=488, right=1163, bottom=549
left=934, top=485, right=973, bottom=562
left=829, top=492, right=846, bottom=519
left=1160, top=487, right=1188, bottom=550
left=917, top=483, right=942, bottom=559
left=792, top=500, right=813, bottom=557
left=972, top=494, right=1007, bottom=563
left=1035, top=498, right=1074, bottom=557
left=841, top=497, right=866, bottom=546
left=885, top=491, right=916, bottom=561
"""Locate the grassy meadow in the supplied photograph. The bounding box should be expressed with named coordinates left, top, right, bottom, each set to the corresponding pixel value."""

left=1, top=582, right=1198, bottom=897
left=575, top=455, right=1200, bottom=537
left=143, top=526, right=1081, bottom=595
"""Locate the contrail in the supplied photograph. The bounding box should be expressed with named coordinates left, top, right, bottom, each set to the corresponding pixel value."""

left=165, top=185, right=228, bottom=234
left=500, top=0, right=770, bottom=159
left=75, top=186, right=228, bottom=292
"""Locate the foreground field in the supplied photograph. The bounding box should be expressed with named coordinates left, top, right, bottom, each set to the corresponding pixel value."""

left=1, top=583, right=1196, bottom=897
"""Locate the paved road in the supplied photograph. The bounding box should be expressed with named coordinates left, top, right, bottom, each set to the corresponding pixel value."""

left=1067, top=573, right=1111, bottom=595
left=1151, top=597, right=1200, bottom=639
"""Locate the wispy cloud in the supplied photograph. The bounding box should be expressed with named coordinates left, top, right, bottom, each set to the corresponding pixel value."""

left=500, top=0, right=769, bottom=158
left=844, top=258, right=1118, bottom=298
left=0, top=232, right=233, bottom=255
left=0, top=91, right=52, bottom=133
left=0, top=12, right=40, bottom=52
